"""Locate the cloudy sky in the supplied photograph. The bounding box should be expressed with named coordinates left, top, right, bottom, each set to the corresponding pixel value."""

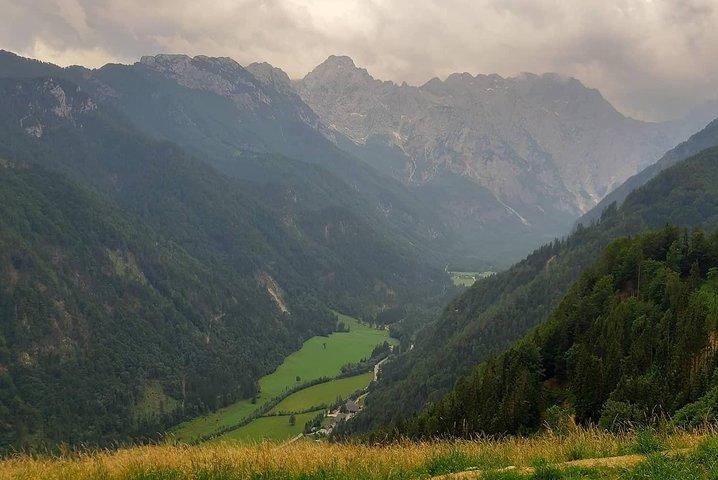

left=1, top=0, right=717, bottom=120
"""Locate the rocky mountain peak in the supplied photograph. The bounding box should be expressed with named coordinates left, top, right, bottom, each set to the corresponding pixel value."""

left=321, top=54, right=358, bottom=70
left=302, top=55, right=379, bottom=90
left=136, top=54, right=322, bottom=127
left=246, top=62, right=293, bottom=92
left=139, top=53, right=191, bottom=68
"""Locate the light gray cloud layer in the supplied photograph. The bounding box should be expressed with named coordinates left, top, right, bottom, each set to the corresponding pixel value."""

left=1, top=0, right=717, bottom=120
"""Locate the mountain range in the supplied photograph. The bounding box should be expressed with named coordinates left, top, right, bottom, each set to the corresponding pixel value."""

left=4, top=50, right=713, bottom=267
left=1, top=48, right=718, bottom=450
left=296, top=56, right=716, bottom=261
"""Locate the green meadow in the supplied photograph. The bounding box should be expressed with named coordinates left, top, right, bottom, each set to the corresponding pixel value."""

left=170, top=313, right=394, bottom=443
left=269, top=371, right=373, bottom=414
left=209, top=410, right=323, bottom=444
left=258, top=313, right=394, bottom=398
left=449, top=271, right=496, bottom=286
left=135, top=381, right=179, bottom=420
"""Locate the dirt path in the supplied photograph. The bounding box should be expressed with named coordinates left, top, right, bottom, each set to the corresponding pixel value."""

left=431, top=448, right=692, bottom=479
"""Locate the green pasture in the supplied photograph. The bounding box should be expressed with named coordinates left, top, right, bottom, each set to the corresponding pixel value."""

left=135, top=381, right=178, bottom=419
left=449, top=271, right=496, bottom=287
left=210, top=410, right=323, bottom=444
left=258, top=314, right=393, bottom=399
left=269, top=371, right=373, bottom=414
left=170, top=313, right=394, bottom=442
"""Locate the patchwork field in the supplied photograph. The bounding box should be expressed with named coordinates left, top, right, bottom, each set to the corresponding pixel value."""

left=170, top=313, right=395, bottom=443
left=135, top=381, right=179, bottom=420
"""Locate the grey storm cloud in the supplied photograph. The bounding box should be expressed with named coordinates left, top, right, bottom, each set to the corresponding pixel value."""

left=1, top=0, right=717, bottom=120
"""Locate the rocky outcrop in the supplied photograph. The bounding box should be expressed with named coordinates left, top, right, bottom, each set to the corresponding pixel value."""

left=140, top=54, right=321, bottom=128
left=15, top=78, right=97, bottom=137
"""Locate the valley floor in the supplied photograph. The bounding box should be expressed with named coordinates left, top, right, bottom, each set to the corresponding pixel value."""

left=170, top=313, right=395, bottom=444
left=3, top=428, right=717, bottom=479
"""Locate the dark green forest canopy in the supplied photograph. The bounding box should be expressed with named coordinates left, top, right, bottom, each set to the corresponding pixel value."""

left=0, top=165, right=299, bottom=449
left=347, top=141, right=718, bottom=436
left=379, top=224, right=718, bottom=440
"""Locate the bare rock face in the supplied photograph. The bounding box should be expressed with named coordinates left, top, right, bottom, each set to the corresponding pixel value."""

left=139, top=54, right=320, bottom=127
left=297, top=56, right=696, bottom=216
left=140, top=54, right=258, bottom=100
left=16, top=78, right=97, bottom=137
left=246, top=62, right=294, bottom=94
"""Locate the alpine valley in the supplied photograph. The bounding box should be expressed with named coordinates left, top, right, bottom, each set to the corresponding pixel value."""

left=3, top=47, right=718, bottom=479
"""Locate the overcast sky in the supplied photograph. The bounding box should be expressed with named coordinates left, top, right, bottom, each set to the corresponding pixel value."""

left=1, top=0, right=717, bottom=120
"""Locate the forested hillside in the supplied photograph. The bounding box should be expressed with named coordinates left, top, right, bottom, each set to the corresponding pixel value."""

left=0, top=164, right=317, bottom=449
left=346, top=138, right=718, bottom=435
left=0, top=76, right=448, bottom=452
left=383, top=223, right=718, bottom=438
left=0, top=76, right=447, bottom=316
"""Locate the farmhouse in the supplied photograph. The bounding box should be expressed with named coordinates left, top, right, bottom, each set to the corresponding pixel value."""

left=330, top=413, right=348, bottom=427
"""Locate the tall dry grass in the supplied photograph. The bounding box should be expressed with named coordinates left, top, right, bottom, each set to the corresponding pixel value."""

left=0, top=427, right=711, bottom=479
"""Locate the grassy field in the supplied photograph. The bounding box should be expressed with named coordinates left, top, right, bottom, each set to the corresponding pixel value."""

left=169, top=401, right=257, bottom=443
left=258, top=313, right=394, bottom=398
left=209, top=410, right=323, bottom=444
left=449, top=271, right=495, bottom=287
left=134, top=382, right=178, bottom=420
left=170, top=313, right=394, bottom=443
left=4, top=428, right=717, bottom=479
left=269, top=372, right=373, bottom=414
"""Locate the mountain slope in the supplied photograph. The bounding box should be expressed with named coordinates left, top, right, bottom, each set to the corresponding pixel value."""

left=0, top=76, right=449, bottom=451
left=343, top=124, right=718, bottom=434
left=389, top=221, right=718, bottom=438
left=0, top=163, right=317, bottom=450
left=0, top=75, right=449, bottom=314
left=581, top=118, right=718, bottom=225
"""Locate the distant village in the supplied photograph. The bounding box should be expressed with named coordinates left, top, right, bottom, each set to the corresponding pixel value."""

left=316, top=398, right=361, bottom=436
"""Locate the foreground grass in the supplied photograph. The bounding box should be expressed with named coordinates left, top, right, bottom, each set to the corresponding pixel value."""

left=171, top=314, right=394, bottom=442
left=2, top=429, right=715, bottom=480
